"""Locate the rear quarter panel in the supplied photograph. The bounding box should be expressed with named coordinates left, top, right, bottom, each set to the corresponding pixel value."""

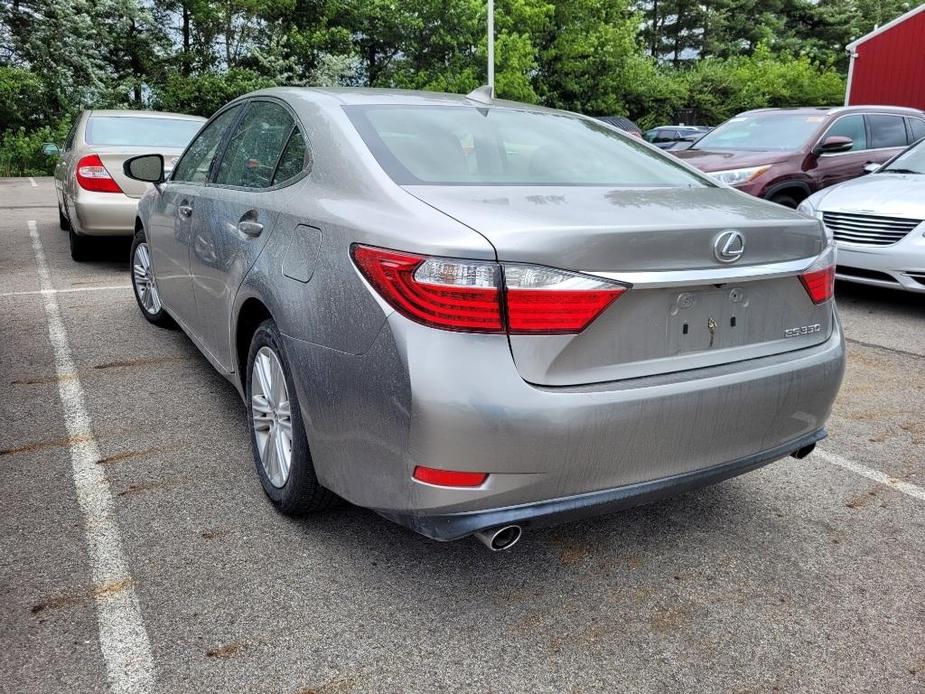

left=233, top=95, right=497, bottom=362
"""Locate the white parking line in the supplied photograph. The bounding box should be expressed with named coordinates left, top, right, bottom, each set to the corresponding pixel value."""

left=28, top=176, right=37, bottom=187
left=817, top=449, right=925, bottom=502
left=0, top=285, right=131, bottom=298
left=27, top=220, right=154, bottom=693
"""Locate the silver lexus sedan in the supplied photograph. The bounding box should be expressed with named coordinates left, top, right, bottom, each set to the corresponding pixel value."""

left=123, top=88, right=845, bottom=550
left=799, top=137, right=925, bottom=294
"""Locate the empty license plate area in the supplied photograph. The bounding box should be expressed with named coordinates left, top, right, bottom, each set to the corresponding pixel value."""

left=668, top=286, right=753, bottom=354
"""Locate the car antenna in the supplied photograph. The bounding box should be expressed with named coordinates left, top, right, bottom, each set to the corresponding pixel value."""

left=466, top=85, right=493, bottom=104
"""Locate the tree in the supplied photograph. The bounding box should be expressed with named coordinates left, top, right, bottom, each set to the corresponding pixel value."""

left=534, top=0, right=644, bottom=114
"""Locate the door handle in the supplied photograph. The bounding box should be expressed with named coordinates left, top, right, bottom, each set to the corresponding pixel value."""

left=178, top=204, right=193, bottom=218
left=237, top=220, right=263, bottom=237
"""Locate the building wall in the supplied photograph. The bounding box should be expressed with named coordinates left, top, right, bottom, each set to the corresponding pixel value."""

left=848, top=9, right=925, bottom=110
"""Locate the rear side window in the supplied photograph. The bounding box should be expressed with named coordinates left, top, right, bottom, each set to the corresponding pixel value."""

left=868, top=115, right=907, bottom=148
left=64, top=118, right=81, bottom=150
left=823, top=115, right=866, bottom=150
left=272, top=130, right=308, bottom=185
left=172, top=105, right=242, bottom=184
left=907, top=118, right=925, bottom=143
left=85, top=116, right=202, bottom=147
left=214, top=101, right=294, bottom=189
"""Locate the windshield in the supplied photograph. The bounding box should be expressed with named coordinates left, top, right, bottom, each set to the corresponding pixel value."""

left=692, top=112, right=825, bottom=152
left=85, top=116, right=203, bottom=147
left=346, top=105, right=708, bottom=187
left=882, top=139, right=925, bottom=174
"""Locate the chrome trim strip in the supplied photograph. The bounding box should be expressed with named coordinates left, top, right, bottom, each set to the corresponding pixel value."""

left=585, top=257, right=815, bottom=288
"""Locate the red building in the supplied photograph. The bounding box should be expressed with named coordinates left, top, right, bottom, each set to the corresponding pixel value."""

left=845, top=4, right=925, bottom=110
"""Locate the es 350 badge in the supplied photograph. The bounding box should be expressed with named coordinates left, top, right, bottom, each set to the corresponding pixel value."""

left=784, top=323, right=822, bottom=338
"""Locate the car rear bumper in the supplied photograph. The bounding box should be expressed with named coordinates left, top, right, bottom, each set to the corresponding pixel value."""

left=71, top=189, right=138, bottom=236
left=283, top=311, right=845, bottom=539
left=380, top=428, right=826, bottom=541
left=836, top=239, right=925, bottom=293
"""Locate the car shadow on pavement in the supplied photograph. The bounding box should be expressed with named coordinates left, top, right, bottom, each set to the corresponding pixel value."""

left=79, top=237, right=133, bottom=269
left=835, top=280, right=925, bottom=315
left=298, top=480, right=746, bottom=579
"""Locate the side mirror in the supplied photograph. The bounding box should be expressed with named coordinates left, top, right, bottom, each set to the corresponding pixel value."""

left=123, top=154, right=165, bottom=183
left=863, top=162, right=881, bottom=174
left=815, top=135, right=853, bottom=155
left=41, top=143, right=60, bottom=157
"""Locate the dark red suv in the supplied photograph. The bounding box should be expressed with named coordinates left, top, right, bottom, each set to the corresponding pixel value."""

left=676, top=106, right=925, bottom=207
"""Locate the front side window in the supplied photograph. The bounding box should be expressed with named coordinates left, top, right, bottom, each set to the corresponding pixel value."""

left=172, top=106, right=242, bottom=184
left=821, top=115, right=867, bottom=151
left=653, top=130, right=677, bottom=143
left=867, top=115, right=907, bottom=149
left=85, top=116, right=203, bottom=148
left=346, top=105, right=707, bottom=187
left=214, top=101, right=295, bottom=189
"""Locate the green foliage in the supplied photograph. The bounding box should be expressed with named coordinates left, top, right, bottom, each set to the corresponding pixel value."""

left=0, top=66, right=52, bottom=133
left=151, top=68, right=276, bottom=117
left=0, top=0, right=897, bottom=171
left=679, top=45, right=846, bottom=124
left=533, top=0, right=629, bottom=114
left=0, top=120, right=70, bottom=176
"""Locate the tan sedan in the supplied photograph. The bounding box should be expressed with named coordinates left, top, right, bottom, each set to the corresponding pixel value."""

left=53, top=109, right=205, bottom=260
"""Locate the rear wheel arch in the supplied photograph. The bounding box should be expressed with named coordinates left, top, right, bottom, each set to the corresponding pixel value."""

left=235, top=298, right=273, bottom=391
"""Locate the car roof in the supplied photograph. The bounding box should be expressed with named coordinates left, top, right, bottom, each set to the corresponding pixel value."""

left=249, top=86, right=562, bottom=114
left=86, top=109, right=206, bottom=121
left=739, top=105, right=924, bottom=117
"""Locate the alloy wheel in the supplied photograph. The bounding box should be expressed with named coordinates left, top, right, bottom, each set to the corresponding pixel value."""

left=132, top=242, right=162, bottom=315
left=250, top=346, right=293, bottom=488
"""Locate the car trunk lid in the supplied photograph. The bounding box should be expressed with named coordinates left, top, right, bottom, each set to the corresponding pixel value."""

left=405, top=184, right=832, bottom=385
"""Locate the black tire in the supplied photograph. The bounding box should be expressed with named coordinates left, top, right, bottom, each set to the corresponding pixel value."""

left=58, top=204, right=70, bottom=231
left=130, top=229, right=174, bottom=327
left=69, top=227, right=92, bottom=261
left=769, top=192, right=799, bottom=209
left=246, top=319, right=335, bottom=515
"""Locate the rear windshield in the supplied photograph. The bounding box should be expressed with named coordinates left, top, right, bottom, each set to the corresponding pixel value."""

left=85, top=116, right=203, bottom=147
left=692, top=112, right=825, bottom=152
left=345, top=105, right=708, bottom=187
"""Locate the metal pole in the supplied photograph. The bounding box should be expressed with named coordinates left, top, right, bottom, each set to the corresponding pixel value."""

left=487, top=0, right=495, bottom=96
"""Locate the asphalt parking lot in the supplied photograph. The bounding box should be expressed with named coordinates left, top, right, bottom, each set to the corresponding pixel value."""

left=1, top=176, right=923, bottom=694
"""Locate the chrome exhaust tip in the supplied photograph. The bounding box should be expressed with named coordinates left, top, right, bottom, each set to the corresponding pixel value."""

left=792, top=443, right=816, bottom=459
left=474, top=525, right=522, bottom=552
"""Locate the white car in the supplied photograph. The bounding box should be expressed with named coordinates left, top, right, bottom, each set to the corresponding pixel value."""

left=799, top=138, right=925, bottom=293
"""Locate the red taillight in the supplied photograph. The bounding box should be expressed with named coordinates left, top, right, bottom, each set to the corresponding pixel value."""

left=799, top=246, right=836, bottom=304
left=351, top=246, right=503, bottom=332
left=413, top=466, right=488, bottom=487
left=76, top=154, right=122, bottom=193
left=800, top=265, right=835, bottom=304
left=506, top=288, right=623, bottom=333
left=351, top=245, right=627, bottom=335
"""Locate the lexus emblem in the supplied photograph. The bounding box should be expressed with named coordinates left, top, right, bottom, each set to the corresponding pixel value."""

left=713, top=230, right=745, bottom=263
